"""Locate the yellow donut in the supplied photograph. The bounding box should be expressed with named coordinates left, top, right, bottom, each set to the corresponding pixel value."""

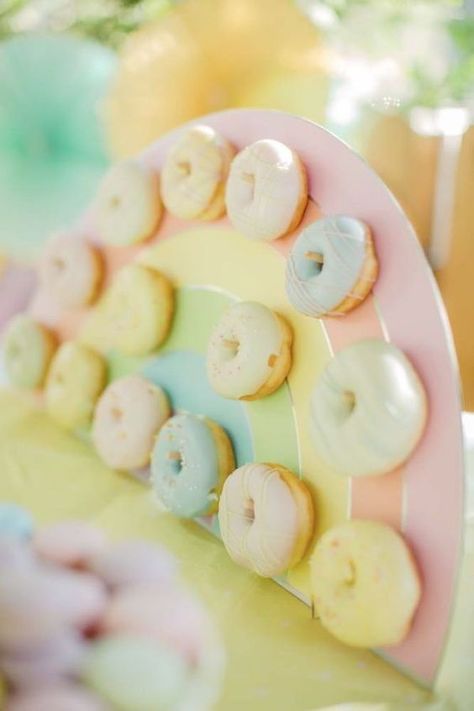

left=103, top=263, right=174, bottom=357
left=310, top=520, right=421, bottom=648
left=3, top=315, right=56, bottom=389
left=45, top=341, right=107, bottom=429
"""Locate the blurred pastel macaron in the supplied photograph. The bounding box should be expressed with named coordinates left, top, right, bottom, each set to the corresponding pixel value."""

left=101, top=584, right=213, bottom=664
left=0, top=504, right=33, bottom=540
left=87, top=540, right=176, bottom=588
left=3, top=315, right=56, bottom=389
left=0, top=569, right=106, bottom=647
left=0, top=538, right=34, bottom=572
left=0, top=631, right=88, bottom=689
left=5, top=683, right=107, bottom=711
left=34, top=521, right=106, bottom=568
left=82, top=635, right=189, bottom=711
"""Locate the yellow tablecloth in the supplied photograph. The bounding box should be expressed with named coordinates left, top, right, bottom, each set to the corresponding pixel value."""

left=0, top=390, right=433, bottom=710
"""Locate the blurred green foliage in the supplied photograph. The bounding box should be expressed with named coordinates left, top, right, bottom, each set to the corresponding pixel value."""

left=1, top=0, right=473, bottom=107
left=0, top=0, right=174, bottom=46
left=303, top=0, right=474, bottom=107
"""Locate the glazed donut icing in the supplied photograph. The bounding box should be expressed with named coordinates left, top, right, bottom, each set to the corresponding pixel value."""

left=310, top=520, right=421, bottom=647
left=92, top=375, right=170, bottom=470
left=151, top=414, right=231, bottom=518
left=310, top=339, right=427, bottom=477
left=218, top=463, right=314, bottom=577
left=3, top=315, right=56, bottom=389
left=45, top=341, right=107, bottom=430
left=103, top=264, right=174, bottom=357
left=39, top=234, right=102, bottom=308
left=207, top=301, right=291, bottom=400
left=225, top=139, right=307, bottom=241
left=96, top=160, right=162, bottom=247
left=286, top=216, right=377, bottom=318
left=161, top=125, right=235, bottom=220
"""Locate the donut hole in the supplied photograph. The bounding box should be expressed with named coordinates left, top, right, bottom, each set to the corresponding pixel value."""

left=342, top=390, right=356, bottom=416
left=109, top=195, right=122, bottom=209
left=304, top=250, right=324, bottom=277
left=177, top=160, right=191, bottom=176
left=110, top=407, right=123, bottom=423
left=342, top=559, right=357, bottom=587
left=241, top=171, right=255, bottom=201
left=52, top=257, right=66, bottom=274
left=243, top=497, right=255, bottom=523
left=167, top=450, right=183, bottom=475
left=241, top=172, right=255, bottom=185
left=221, top=338, right=240, bottom=361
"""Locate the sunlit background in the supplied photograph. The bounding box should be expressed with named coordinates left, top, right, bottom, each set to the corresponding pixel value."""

left=0, top=0, right=473, bottom=405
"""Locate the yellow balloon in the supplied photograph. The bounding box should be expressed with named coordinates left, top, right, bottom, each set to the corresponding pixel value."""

left=104, top=0, right=328, bottom=157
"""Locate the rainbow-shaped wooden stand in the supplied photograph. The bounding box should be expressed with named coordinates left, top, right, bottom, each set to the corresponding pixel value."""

left=26, top=109, right=465, bottom=687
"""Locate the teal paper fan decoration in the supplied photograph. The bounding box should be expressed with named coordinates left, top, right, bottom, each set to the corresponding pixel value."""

left=0, top=34, right=117, bottom=260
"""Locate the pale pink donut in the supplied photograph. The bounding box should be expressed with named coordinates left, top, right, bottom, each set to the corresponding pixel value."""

left=43, top=570, right=107, bottom=632
left=0, top=631, right=87, bottom=689
left=39, top=233, right=103, bottom=308
left=0, top=572, right=67, bottom=648
left=34, top=521, right=106, bottom=568
left=86, top=540, right=176, bottom=588
left=6, top=684, right=106, bottom=711
left=92, top=375, right=170, bottom=470
left=101, top=584, right=211, bottom=663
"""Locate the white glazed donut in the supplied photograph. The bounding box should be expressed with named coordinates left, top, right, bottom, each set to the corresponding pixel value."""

left=218, top=462, right=314, bottom=577
left=92, top=375, right=170, bottom=470
left=39, top=233, right=103, bottom=308
left=286, top=215, right=378, bottom=317
left=161, top=125, right=235, bottom=220
left=310, top=339, right=427, bottom=477
left=225, top=139, right=308, bottom=241
left=96, top=160, right=162, bottom=246
left=206, top=301, right=292, bottom=400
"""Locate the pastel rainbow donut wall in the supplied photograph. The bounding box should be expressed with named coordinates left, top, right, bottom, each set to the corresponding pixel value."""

left=26, top=110, right=464, bottom=686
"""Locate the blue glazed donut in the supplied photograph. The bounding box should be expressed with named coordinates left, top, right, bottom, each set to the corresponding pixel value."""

left=285, top=215, right=378, bottom=318
left=151, top=414, right=235, bottom=518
